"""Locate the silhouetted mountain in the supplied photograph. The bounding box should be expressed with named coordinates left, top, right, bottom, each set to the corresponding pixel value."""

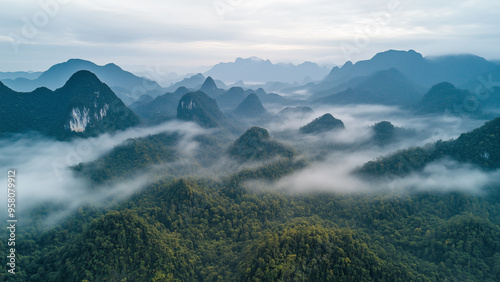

left=315, top=68, right=423, bottom=106
left=361, top=117, right=500, bottom=176
left=199, top=76, right=225, bottom=97
left=300, top=114, right=345, bottom=134
left=228, top=126, right=296, bottom=162
left=305, top=50, right=497, bottom=97
left=322, top=50, right=431, bottom=86
left=415, top=82, right=477, bottom=115
left=132, top=87, right=190, bottom=123
left=165, top=73, right=205, bottom=92
left=254, top=88, right=293, bottom=105
left=205, top=57, right=329, bottom=84
left=0, top=70, right=140, bottom=139
left=372, top=121, right=395, bottom=145
left=430, top=54, right=497, bottom=88
left=0, top=59, right=164, bottom=104
left=177, top=91, right=226, bottom=128
left=0, top=71, right=42, bottom=80
left=233, top=93, right=269, bottom=119
left=215, top=87, right=248, bottom=111
left=164, top=74, right=227, bottom=93
left=307, top=75, right=370, bottom=100
left=277, top=106, right=314, bottom=118
left=129, top=94, right=154, bottom=111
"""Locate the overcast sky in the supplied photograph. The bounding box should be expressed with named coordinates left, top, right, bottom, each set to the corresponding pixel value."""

left=1, top=0, right=499, bottom=73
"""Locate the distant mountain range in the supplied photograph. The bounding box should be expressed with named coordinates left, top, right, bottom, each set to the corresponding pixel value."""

left=164, top=73, right=227, bottom=93
left=205, top=57, right=330, bottom=84
left=291, top=50, right=499, bottom=102
left=0, top=70, right=140, bottom=139
left=0, top=59, right=165, bottom=105
left=323, top=50, right=496, bottom=89
left=0, top=71, right=42, bottom=80
left=2, top=49, right=499, bottom=140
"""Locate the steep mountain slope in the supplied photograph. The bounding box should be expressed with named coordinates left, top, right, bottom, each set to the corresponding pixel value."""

left=0, top=70, right=140, bottom=139
left=300, top=114, right=345, bottom=134
left=314, top=68, right=423, bottom=106
left=1, top=59, right=164, bottom=104
left=232, top=93, right=269, bottom=119
left=176, top=91, right=227, bottom=128
left=228, top=126, right=296, bottom=162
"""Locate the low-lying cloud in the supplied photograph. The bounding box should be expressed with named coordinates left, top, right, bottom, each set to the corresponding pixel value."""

left=0, top=120, right=208, bottom=225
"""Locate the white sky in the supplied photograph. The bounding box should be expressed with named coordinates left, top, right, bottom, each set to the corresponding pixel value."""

left=1, top=0, right=499, bottom=73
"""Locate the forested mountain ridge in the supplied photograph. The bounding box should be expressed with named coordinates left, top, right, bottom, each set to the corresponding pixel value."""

left=228, top=127, right=296, bottom=162
left=360, top=117, right=500, bottom=176
left=300, top=113, right=345, bottom=134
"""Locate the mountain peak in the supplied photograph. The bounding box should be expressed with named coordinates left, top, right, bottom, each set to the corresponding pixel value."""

left=342, top=61, right=354, bottom=69
left=103, top=63, right=123, bottom=71
left=233, top=93, right=268, bottom=119
left=65, top=58, right=96, bottom=65
left=200, top=76, right=217, bottom=91
left=300, top=114, right=345, bottom=134
left=199, top=76, right=222, bottom=97
left=63, top=70, right=102, bottom=88
left=174, top=86, right=190, bottom=96
left=372, top=49, right=424, bottom=61
left=228, top=126, right=295, bottom=162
